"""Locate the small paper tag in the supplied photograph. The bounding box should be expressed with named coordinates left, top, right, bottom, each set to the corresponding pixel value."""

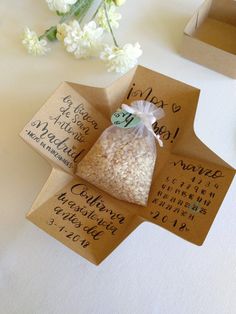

left=111, top=109, right=141, bottom=128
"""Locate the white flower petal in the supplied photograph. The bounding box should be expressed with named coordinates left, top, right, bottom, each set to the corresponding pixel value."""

left=22, top=27, right=50, bottom=56
left=100, top=43, right=142, bottom=73
left=114, top=0, right=126, bottom=6
left=62, top=20, right=104, bottom=59
left=46, top=0, right=77, bottom=14
left=96, top=4, right=122, bottom=31
left=56, top=23, right=69, bottom=41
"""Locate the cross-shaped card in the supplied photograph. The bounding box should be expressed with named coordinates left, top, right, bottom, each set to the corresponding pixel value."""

left=20, top=66, right=235, bottom=265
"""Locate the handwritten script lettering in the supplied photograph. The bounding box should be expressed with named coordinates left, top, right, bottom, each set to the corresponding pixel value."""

left=30, top=120, right=85, bottom=163
left=126, top=83, right=182, bottom=113
left=170, top=159, right=224, bottom=179
left=70, top=183, right=125, bottom=224
left=24, top=92, right=104, bottom=171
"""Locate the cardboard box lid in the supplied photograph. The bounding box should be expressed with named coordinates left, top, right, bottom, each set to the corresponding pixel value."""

left=181, top=0, right=236, bottom=78
left=210, top=0, right=236, bottom=26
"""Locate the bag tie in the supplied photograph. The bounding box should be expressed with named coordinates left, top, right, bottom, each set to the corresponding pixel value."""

left=122, top=101, right=165, bottom=147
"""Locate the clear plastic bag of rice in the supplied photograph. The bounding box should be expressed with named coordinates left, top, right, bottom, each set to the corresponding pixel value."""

left=76, top=100, right=165, bottom=206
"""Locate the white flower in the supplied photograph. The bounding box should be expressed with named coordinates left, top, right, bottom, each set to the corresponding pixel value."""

left=46, top=0, right=77, bottom=14
left=100, top=43, right=142, bottom=73
left=22, top=27, right=50, bottom=56
left=56, top=23, right=69, bottom=41
left=113, top=0, right=126, bottom=6
left=63, top=20, right=103, bottom=58
left=97, top=4, right=121, bottom=30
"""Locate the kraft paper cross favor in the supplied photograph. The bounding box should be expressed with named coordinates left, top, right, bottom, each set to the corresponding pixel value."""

left=181, top=0, right=236, bottom=78
left=20, top=66, right=235, bottom=265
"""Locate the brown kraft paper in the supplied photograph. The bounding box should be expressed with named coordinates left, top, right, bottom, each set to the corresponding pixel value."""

left=20, top=65, right=235, bottom=264
left=180, top=0, right=236, bottom=78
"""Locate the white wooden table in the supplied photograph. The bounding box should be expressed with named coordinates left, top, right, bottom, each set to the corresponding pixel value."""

left=1, top=0, right=236, bottom=313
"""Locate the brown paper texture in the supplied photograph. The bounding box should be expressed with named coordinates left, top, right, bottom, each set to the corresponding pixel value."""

left=28, top=171, right=142, bottom=265
left=180, top=0, right=236, bottom=78
left=21, top=65, right=235, bottom=264
left=20, top=82, right=110, bottom=175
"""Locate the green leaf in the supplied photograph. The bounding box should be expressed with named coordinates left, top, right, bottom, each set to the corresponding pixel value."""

left=56, top=10, right=66, bottom=16
left=75, top=0, right=95, bottom=20
left=46, top=26, right=57, bottom=42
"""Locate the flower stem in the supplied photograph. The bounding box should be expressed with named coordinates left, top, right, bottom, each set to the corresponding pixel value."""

left=77, top=0, right=95, bottom=23
left=39, top=25, right=59, bottom=41
left=90, top=0, right=103, bottom=21
left=103, top=1, right=119, bottom=47
left=60, top=0, right=89, bottom=23
left=39, top=0, right=95, bottom=40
